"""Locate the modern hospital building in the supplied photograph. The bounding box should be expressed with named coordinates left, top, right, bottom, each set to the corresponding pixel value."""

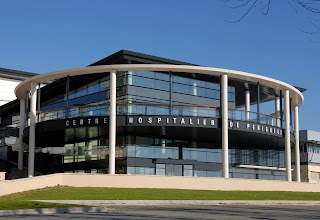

left=0, top=50, right=319, bottom=183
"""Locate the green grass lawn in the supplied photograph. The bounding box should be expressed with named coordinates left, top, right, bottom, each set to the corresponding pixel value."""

left=1, top=186, right=320, bottom=210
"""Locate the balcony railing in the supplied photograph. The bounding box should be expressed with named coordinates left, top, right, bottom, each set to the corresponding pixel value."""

left=30, top=102, right=283, bottom=128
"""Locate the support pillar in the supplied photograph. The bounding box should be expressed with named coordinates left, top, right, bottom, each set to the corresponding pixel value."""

left=275, top=96, right=280, bottom=127
left=37, top=84, right=41, bottom=122
left=257, top=82, right=260, bottom=123
left=284, top=90, right=292, bottom=181
left=280, top=90, right=283, bottom=129
left=245, top=89, right=250, bottom=121
left=294, top=105, right=301, bottom=182
left=28, top=82, right=37, bottom=177
left=66, top=75, right=70, bottom=118
left=108, top=70, right=116, bottom=174
left=221, top=74, right=229, bottom=178
left=18, top=99, right=25, bottom=170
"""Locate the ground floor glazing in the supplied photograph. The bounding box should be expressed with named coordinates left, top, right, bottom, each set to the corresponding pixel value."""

left=33, top=134, right=286, bottom=181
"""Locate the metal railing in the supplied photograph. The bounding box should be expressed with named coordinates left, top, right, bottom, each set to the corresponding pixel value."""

left=30, top=102, right=283, bottom=128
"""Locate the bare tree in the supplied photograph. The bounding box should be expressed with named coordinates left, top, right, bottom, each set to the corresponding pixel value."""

left=225, top=0, right=320, bottom=22
left=225, top=0, right=320, bottom=40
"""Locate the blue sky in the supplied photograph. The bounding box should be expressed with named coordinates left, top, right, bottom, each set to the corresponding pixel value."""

left=0, top=0, right=319, bottom=131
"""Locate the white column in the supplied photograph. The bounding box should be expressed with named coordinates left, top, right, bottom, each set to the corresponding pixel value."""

left=275, top=96, right=280, bottom=127
left=28, top=82, right=37, bottom=177
left=18, top=99, right=26, bottom=170
left=108, top=70, right=116, bottom=175
left=221, top=74, right=229, bottom=178
left=245, top=89, right=250, bottom=121
left=284, top=90, right=292, bottom=181
left=192, top=81, right=197, bottom=116
left=294, top=105, right=301, bottom=182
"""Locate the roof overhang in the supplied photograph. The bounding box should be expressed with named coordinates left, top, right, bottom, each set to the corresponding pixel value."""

left=15, top=64, right=304, bottom=106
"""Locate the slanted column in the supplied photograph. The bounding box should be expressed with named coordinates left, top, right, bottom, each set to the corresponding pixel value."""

left=275, top=96, right=281, bottom=127
left=28, top=82, right=37, bottom=177
left=108, top=70, right=116, bottom=175
left=294, top=105, right=301, bottom=182
left=18, top=99, right=26, bottom=170
left=284, top=90, right=292, bottom=181
left=221, top=74, right=229, bottom=178
left=245, top=89, right=250, bottom=121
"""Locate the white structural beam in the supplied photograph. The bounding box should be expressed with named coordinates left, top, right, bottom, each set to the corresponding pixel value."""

left=284, top=90, right=292, bottom=182
left=221, top=74, right=229, bottom=178
left=28, top=82, right=37, bottom=177
left=14, top=65, right=304, bottom=107
left=294, top=105, right=301, bottom=182
left=275, top=96, right=281, bottom=128
left=108, top=70, right=116, bottom=175
left=245, top=89, right=250, bottom=121
left=18, top=99, right=26, bottom=170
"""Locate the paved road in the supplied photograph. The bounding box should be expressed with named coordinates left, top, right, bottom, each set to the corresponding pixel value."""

left=1, top=205, right=320, bottom=219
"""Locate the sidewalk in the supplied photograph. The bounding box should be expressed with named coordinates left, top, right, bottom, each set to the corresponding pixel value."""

left=34, top=199, right=320, bottom=206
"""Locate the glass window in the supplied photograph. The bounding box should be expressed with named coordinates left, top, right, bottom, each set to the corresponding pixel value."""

left=228, top=93, right=235, bottom=102
left=136, top=167, right=145, bottom=175
left=76, top=87, right=87, bottom=98
left=207, top=82, right=220, bottom=90
left=155, top=80, right=170, bottom=91
left=172, top=76, right=190, bottom=84
left=100, top=81, right=109, bottom=90
left=155, top=72, right=170, bottom=81
left=172, top=83, right=191, bottom=94
left=134, top=71, right=154, bottom=78
left=228, top=86, right=235, bottom=93
left=190, top=149, right=198, bottom=161
left=197, top=87, right=207, bottom=97
left=173, top=165, right=182, bottom=176
left=195, top=79, right=206, bottom=88
left=88, top=83, right=100, bottom=94
left=183, top=171, right=193, bottom=177
left=206, top=89, right=220, bottom=99
left=132, top=76, right=155, bottom=89
left=196, top=150, right=207, bottom=162
left=127, top=145, right=136, bottom=157
left=183, top=148, right=191, bottom=160
left=165, top=148, right=173, bottom=159
left=156, top=168, right=165, bottom=176
left=156, top=164, right=165, bottom=169
left=145, top=167, right=155, bottom=175
left=207, top=171, right=222, bottom=177
left=194, top=170, right=206, bottom=177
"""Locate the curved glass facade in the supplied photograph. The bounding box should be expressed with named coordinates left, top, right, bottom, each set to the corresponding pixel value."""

left=39, top=70, right=277, bottom=126
left=29, top=70, right=286, bottom=181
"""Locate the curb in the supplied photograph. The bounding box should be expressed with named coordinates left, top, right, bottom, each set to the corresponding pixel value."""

left=0, top=206, right=109, bottom=216
left=34, top=200, right=320, bottom=206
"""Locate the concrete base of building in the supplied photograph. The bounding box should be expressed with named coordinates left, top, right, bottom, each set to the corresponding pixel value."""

left=2, top=173, right=320, bottom=197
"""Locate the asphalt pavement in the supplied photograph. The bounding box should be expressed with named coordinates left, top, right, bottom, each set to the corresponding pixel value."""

left=1, top=205, right=320, bottom=220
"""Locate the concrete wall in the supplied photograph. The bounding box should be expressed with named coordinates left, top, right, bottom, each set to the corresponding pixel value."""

left=0, top=78, right=21, bottom=106
left=2, top=174, right=320, bottom=197
left=0, top=174, right=63, bottom=196
left=300, top=130, right=320, bottom=142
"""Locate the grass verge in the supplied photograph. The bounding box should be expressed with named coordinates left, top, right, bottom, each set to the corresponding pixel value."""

left=0, top=186, right=86, bottom=211
left=1, top=186, right=320, bottom=210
